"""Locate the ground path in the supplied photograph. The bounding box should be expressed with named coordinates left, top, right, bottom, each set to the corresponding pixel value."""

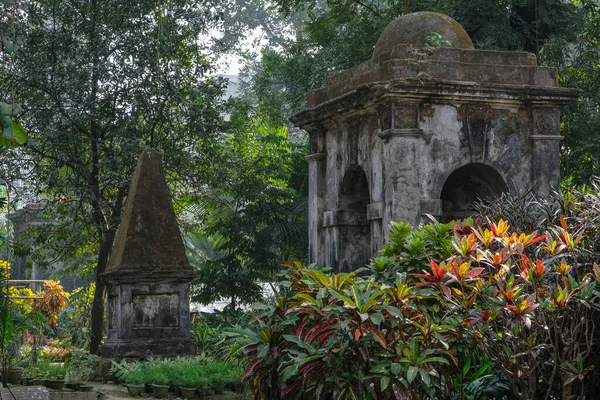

left=92, top=383, right=251, bottom=400
left=1, top=383, right=250, bottom=400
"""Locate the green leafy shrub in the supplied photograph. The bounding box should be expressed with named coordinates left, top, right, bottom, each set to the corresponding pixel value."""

left=227, top=262, right=460, bottom=399
left=145, top=360, right=170, bottom=386
left=192, top=309, right=249, bottom=358
left=231, top=215, right=600, bottom=399
left=448, top=350, right=512, bottom=399
left=122, top=366, right=147, bottom=385
left=109, top=359, right=139, bottom=383
left=65, top=348, right=99, bottom=383
left=377, top=220, right=454, bottom=275
left=119, top=357, right=242, bottom=391
left=32, top=359, right=67, bottom=379
left=173, top=367, right=199, bottom=388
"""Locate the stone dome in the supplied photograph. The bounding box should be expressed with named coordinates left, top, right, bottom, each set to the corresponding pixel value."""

left=373, top=12, right=474, bottom=58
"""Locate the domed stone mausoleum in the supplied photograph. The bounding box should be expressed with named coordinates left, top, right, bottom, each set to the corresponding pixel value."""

left=291, top=12, right=579, bottom=272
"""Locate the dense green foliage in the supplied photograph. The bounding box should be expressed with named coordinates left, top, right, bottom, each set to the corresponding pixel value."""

left=540, top=1, right=600, bottom=184
left=117, top=357, right=244, bottom=392
left=230, top=184, right=600, bottom=399
left=191, top=309, right=250, bottom=358
left=186, top=105, right=308, bottom=307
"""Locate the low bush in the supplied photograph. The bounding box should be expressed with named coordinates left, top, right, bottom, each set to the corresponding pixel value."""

left=119, top=357, right=242, bottom=390
left=122, top=367, right=146, bottom=386
left=192, top=309, right=250, bottom=358
left=64, top=348, right=99, bottom=383
left=31, top=360, right=67, bottom=379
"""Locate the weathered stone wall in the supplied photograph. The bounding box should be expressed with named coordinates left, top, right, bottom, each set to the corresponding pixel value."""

left=102, top=282, right=195, bottom=358
left=106, top=283, right=192, bottom=340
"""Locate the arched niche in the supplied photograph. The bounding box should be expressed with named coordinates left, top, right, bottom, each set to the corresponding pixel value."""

left=440, top=163, right=508, bottom=222
left=338, top=165, right=371, bottom=272
left=340, top=165, right=370, bottom=212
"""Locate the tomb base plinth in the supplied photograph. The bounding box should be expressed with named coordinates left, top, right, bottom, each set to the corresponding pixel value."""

left=101, top=338, right=196, bottom=359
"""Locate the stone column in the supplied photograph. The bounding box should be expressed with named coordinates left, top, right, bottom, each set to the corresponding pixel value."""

left=322, top=214, right=340, bottom=269
left=378, top=100, right=423, bottom=230
left=367, top=202, right=384, bottom=256
left=531, top=108, right=562, bottom=196
left=306, top=152, right=327, bottom=265
left=322, top=210, right=369, bottom=272
left=306, top=127, right=327, bottom=266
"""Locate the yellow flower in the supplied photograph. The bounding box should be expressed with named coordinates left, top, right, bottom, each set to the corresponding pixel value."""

left=0, top=260, right=10, bottom=280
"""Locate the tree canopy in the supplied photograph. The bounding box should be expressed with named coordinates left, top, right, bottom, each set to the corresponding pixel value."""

left=237, top=0, right=600, bottom=185
left=187, top=107, right=307, bottom=308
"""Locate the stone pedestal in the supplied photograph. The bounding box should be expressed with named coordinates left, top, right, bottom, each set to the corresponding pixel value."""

left=101, top=282, right=196, bottom=358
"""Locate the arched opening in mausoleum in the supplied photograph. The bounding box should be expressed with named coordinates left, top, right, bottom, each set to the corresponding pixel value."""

left=338, top=165, right=370, bottom=272
left=440, top=163, right=508, bottom=222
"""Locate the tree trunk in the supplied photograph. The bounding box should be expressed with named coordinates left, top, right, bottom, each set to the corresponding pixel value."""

left=89, top=229, right=116, bottom=354
left=515, top=0, right=540, bottom=55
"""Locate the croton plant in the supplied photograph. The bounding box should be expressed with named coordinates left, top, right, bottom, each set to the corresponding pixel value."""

left=229, top=214, right=600, bottom=400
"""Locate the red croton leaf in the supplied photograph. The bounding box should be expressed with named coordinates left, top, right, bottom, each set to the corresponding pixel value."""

left=441, top=285, right=451, bottom=299
left=481, top=310, right=491, bottom=321
left=241, top=358, right=264, bottom=382
left=413, top=260, right=450, bottom=284
left=466, top=267, right=485, bottom=279
left=369, top=328, right=388, bottom=349
left=413, top=260, right=455, bottom=298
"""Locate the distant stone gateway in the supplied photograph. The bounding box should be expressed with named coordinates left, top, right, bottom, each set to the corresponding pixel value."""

left=100, top=148, right=196, bottom=358
left=291, top=12, right=579, bottom=272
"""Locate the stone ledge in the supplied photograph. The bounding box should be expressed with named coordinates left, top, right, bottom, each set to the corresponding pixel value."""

left=323, top=210, right=368, bottom=227
left=305, top=152, right=326, bottom=162
left=309, top=56, right=561, bottom=106
left=367, top=202, right=384, bottom=220
left=102, top=269, right=195, bottom=284
left=530, top=135, right=563, bottom=141
left=292, top=81, right=579, bottom=128
left=101, top=338, right=196, bottom=360
left=329, top=47, right=539, bottom=88
left=378, top=128, right=423, bottom=140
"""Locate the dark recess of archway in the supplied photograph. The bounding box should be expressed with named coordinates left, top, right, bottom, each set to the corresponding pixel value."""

left=338, top=165, right=370, bottom=272
left=441, top=163, right=508, bottom=222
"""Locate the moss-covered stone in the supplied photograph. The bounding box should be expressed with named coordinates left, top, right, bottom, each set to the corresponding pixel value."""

left=102, top=148, right=195, bottom=284
left=373, top=11, right=474, bottom=58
